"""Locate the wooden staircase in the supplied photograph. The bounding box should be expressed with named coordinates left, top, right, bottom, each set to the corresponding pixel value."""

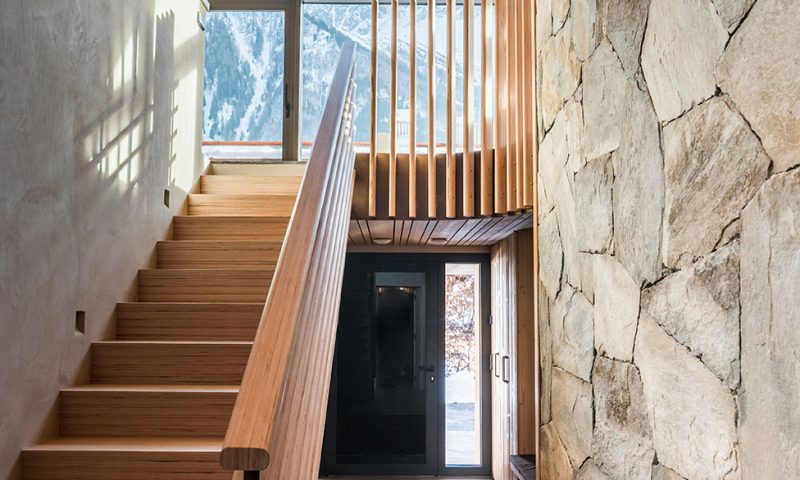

left=22, top=171, right=301, bottom=479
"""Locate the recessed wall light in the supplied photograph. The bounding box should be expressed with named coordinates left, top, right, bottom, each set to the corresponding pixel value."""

left=75, top=311, right=86, bottom=335
left=374, top=238, right=392, bottom=245
left=429, top=237, right=449, bottom=245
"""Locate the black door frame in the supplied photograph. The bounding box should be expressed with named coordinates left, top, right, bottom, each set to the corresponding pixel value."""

left=321, top=253, right=492, bottom=477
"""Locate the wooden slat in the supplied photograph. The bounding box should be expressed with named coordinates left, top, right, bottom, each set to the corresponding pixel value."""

left=463, top=0, right=475, bottom=218
left=116, top=303, right=262, bottom=341
left=494, top=0, right=508, bottom=214
left=506, top=0, right=518, bottom=212
left=173, top=216, right=289, bottom=241
left=409, top=0, right=418, bottom=218
left=427, top=0, right=437, bottom=218
left=370, top=0, right=378, bottom=218
left=531, top=0, right=541, bottom=467
left=407, top=220, right=430, bottom=245
left=446, top=0, right=456, bottom=219
left=518, top=0, right=526, bottom=210
left=91, top=341, right=251, bottom=385
left=389, top=0, right=398, bottom=218
left=523, top=0, right=535, bottom=209
left=480, top=0, right=493, bottom=216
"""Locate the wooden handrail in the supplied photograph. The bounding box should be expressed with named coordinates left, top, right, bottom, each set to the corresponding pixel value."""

left=219, top=41, right=357, bottom=478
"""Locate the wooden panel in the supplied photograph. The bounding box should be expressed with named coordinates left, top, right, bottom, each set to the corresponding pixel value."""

left=173, top=216, right=289, bottom=242
left=390, top=0, right=398, bottom=218
left=23, top=439, right=229, bottom=480
left=463, top=0, right=475, bottom=218
left=409, top=0, right=418, bottom=218
left=407, top=219, right=430, bottom=245
left=494, top=0, right=508, bottom=214
left=187, top=194, right=296, bottom=217
left=138, top=269, right=272, bottom=303
left=515, top=229, right=535, bottom=454
left=91, top=341, right=251, bottom=385
left=427, top=0, right=437, bottom=218
left=59, top=386, right=237, bottom=437
left=348, top=220, right=367, bottom=245
left=116, top=303, right=262, bottom=341
left=199, top=176, right=301, bottom=195
left=157, top=241, right=281, bottom=270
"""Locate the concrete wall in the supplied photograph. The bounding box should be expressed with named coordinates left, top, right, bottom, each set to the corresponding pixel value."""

left=0, top=1, right=207, bottom=478
left=535, top=0, right=800, bottom=478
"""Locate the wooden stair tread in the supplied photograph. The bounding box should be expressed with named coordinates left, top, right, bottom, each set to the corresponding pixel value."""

left=26, top=437, right=223, bottom=452
left=63, top=384, right=240, bottom=393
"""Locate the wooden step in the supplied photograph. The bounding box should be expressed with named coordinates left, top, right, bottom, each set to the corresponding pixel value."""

left=23, top=437, right=229, bottom=480
left=200, top=175, right=302, bottom=195
left=91, top=341, right=251, bottom=385
left=116, top=303, right=263, bottom=341
left=138, top=269, right=272, bottom=303
left=187, top=194, right=296, bottom=216
left=59, top=385, right=237, bottom=437
left=173, top=216, right=290, bottom=241
left=157, top=240, right=282, bottom=269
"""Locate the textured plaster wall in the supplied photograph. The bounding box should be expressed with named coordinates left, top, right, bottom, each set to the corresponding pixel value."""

left=535, top=0, right=800, bottom=478
left=0, top=1, right=207, bottom=478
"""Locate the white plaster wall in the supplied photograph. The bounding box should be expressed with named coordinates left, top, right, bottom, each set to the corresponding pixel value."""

left=0, top=1, right=207, bottom=478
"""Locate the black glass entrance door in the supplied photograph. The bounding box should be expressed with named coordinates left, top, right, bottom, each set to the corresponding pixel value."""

left=322, top=254, right=492, bottom=477
left=324, top=264, right=438, bottom=476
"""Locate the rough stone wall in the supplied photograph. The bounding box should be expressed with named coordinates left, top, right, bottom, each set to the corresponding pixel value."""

left=535, top=0, right=800, bottom=478
left=0, top=2, right=206, bottom=478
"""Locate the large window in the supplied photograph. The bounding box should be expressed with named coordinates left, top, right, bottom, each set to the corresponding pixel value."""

left=203, top=11, right=286, bottom=158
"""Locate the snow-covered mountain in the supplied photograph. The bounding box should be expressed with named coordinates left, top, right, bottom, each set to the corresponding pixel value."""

left=203, top=5, right=482, bottom=146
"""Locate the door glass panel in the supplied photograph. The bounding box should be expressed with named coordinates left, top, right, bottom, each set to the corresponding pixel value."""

left=336, top=273, right=428, bottom=465
left=445, top=263, right=482, bottom=466
left=202, top=11, right=285, bottom=159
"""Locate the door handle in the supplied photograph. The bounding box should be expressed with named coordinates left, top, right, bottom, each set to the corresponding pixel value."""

left=502, top=355, right=510, bottom=383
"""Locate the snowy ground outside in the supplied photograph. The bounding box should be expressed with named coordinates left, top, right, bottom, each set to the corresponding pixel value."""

left=445, top=370, right=480, bottom=465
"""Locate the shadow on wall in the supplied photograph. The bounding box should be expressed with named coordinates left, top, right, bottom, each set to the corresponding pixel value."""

left=0, top=1, right=206, bottom=479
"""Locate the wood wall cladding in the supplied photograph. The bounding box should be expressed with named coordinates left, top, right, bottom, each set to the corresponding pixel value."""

left=490, top=229, right=535, bottom=480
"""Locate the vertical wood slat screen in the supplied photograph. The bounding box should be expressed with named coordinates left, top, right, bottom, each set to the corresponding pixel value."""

left=367, top=0, right=536, bottom=219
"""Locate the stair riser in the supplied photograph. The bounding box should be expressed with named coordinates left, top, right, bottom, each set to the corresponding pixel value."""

left=173, top=217, right=290, bottom=241
left=200, top=175, right=302, bottom=195
left=138, top=271, right=272, bottom=303
left=91, top=343, right=251, bottom=385
left=22, top=451, right=230, bottom=480
left=59, top=391, right=236, bottom=437
left=157, top=241, right=281, bottom=269
left=188, top=195, right=296, bottom=216
left=116, top=303, right=262, bottom=341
